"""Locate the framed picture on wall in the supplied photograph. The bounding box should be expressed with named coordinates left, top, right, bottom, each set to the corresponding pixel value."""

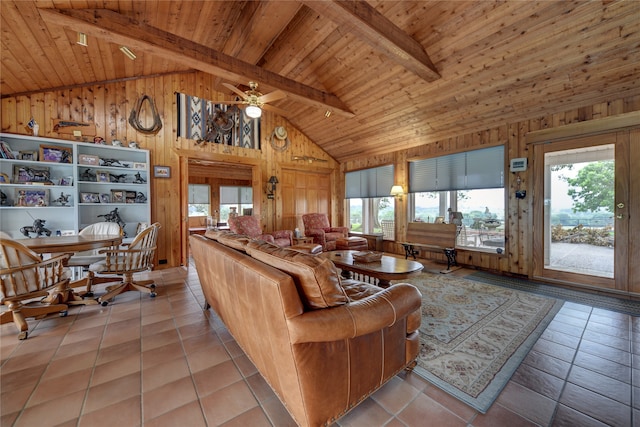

left=154, top=165, right=170, bottom=178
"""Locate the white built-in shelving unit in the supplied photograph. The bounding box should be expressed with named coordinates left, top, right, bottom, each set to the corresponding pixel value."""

left=0, top=133, right=150, bottom=239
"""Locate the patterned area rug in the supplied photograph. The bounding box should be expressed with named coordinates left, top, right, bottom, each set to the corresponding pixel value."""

left=394, top=273, right=563, bottom=413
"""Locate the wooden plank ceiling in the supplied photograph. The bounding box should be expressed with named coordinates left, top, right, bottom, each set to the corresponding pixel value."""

left=2, top=0, right=639, bottom=162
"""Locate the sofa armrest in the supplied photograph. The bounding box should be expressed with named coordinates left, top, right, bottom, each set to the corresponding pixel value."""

left=257, top=234, right=276, bottom=244
left=305, top=229, right=326, bottom=245
left=287, top=283, right=421, bottom=344
left=271, top=229, right=293, bottom=245
left=329, top=226, right=349, bottom=236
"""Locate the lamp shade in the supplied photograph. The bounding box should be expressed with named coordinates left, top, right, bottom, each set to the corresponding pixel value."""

left=390, top=185, right=404, bottom=196
left=245, top=105, right=262, bottom=118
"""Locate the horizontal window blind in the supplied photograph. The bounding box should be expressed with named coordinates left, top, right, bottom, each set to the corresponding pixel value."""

left=345, top=164, right=394, bottom=199
left=409, top=145, right=504, bottom=192
left=220, top=186, right=252, bottom=204
left=188, top=184, right=210, bottom=204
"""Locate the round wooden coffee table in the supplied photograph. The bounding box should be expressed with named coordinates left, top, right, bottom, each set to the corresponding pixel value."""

left=321, top=250, right=423, bottom=287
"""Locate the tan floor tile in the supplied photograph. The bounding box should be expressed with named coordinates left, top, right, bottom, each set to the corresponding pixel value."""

left=144, top=400, right=206, bottom=427
left=91, top=353, right=141, bottom=387
left=199, top=380, right=259, bottom=425
left=40, top=350, right=98, bottom=381
left=142, top=355, right=190, bottom=392
left=185, top=343, right=231, bottom=373
left=141, top=341, right=184, bottom=368
left=78, top=395, right=141, bottom=427
left=397, top=393, right=467, bottom=427
left=336, top=398, right=393, bottom=426
left=192, top=359, right=243, bottom=398
left=95, top=339, right=141, bottom=366
left=84, top=372, right=141, bottom=414
left=220, top=406, right=272, bottom=427
left=1, top=384, right=34, bottom=416
left=142, top=376, right=198, bottom=421
left=13, top=389, right=85, bottom=427
left=372, top=376, right=421, bottom=414
left=27, top=367, right=92, bottom=407
left=141, top=328, right=180, bottom=351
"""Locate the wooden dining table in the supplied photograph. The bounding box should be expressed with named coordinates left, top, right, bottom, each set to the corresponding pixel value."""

left=15, top=234, right=123, bottom=305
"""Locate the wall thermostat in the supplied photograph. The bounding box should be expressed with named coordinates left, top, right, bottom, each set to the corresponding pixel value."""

left=510, top=157, right=527, bottom=172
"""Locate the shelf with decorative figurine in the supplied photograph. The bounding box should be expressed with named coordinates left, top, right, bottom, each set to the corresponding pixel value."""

left=0, top=133, right=77, bottom=237
left=0, top=132, right=151, bottom=239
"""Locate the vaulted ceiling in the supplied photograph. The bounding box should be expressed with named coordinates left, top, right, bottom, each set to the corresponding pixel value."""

left=2, top=1, right=639, bottom=162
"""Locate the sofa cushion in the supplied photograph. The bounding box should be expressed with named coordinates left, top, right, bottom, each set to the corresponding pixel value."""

left=204, top=229, right=231, bottom=241
left=245, top=240, right=348, bottom=310
left=215, top=232, right=252, bottom=251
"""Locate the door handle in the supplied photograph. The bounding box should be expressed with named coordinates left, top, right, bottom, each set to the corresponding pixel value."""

left=617, top=214, right=624, bottom=219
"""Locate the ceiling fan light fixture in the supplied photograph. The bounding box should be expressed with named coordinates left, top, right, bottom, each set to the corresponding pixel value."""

left=245, top=104, right=262, bottom=119
left=119, top=46, right=137, bottom=60
left=77, top=32, right=88, bottom=46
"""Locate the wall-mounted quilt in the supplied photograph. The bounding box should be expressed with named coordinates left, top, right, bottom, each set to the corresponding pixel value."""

left=176, top=92, right=260, bottom=150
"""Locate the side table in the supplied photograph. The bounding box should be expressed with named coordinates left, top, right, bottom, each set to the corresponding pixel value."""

left=293, top=236, right=314, bottom=245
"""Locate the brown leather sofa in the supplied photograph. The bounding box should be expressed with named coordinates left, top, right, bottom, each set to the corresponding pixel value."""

left=190, top=231, right=421, bottom=427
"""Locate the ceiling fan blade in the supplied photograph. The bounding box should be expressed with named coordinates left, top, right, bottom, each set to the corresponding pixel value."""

left=221, top=100, right=247, bottom=105
left=262, top=103, right=290, bottom=117
left=258, top=90, right=286, bottom=104
left=222, top=82, right=249, bottom=100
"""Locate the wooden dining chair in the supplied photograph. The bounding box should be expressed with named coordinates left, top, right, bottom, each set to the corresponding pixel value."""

left=90, top=223, right=160, bottom=306
left=0, top=236, right=70, bottom=339
left=67, top=222, right=123, bottom=297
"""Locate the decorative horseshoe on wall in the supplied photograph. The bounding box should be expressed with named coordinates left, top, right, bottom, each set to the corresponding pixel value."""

left=128, top=94, right=163, bottom=135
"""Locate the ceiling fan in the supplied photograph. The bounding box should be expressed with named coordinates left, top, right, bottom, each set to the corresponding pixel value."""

left=222, top=81, right=288, bottom=118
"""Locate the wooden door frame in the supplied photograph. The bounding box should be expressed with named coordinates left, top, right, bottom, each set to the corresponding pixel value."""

left=176, top=148, right=261, bottom=267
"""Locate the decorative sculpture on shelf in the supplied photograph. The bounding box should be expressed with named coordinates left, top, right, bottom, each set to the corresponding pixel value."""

left=97, top=207, right=127, bottom=237
left=53, top=192, right=70, bottom=206
left=101, top=158, right=129, bottom=168
left=1, top=190, right=7, bottom=206
left=133, top=172, right=146, bottom=184
left=134, top=192, right=147, bottom=203
left=80, top=168, right=96, bottom=182
left=109, top=173, right=127, bottom=183
left=20, top=219, right=52, bottom=238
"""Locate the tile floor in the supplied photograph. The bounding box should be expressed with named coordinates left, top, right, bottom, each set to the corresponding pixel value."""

left=1, top=261, right=637, bottom=427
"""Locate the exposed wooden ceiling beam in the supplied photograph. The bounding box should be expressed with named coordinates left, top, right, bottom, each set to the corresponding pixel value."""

left=302, top=0, right=440, bottom=82
left=37, top=8, right=354, bottom=118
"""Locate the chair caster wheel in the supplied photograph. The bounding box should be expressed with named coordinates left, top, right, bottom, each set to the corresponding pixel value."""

left=84, top=292, right=94, bottom=297
left=60, top=310, right=68, bottom=317
left=18, top=331, right=28, bottom=340
left=150, top=284, right=156, bottom=289
left=150, top=292, right=157, bottom=298
left=100, top=301, right=109, bottom=306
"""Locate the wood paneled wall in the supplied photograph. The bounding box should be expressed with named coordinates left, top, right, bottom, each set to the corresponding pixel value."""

left=343, top=95, right=640, bottom=276
left=0, top=71, right=339, bottom=268
left=1, top=70, right=638, bottom=275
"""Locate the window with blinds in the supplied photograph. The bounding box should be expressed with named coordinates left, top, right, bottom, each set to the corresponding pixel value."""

left=409, top=145, right=504, bottom=192
left=345, top=164, right=394, bottom=199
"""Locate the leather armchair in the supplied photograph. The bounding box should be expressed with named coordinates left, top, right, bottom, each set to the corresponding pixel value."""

left=228, top=215, right=293, bottom=247
left=302, top=213, right=349, bottom=251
